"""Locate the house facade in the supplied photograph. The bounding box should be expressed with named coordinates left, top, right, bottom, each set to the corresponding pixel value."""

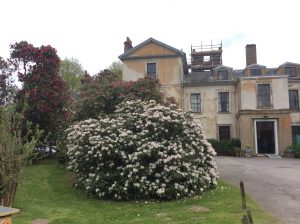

left=119, top=37, right=300, bottom=156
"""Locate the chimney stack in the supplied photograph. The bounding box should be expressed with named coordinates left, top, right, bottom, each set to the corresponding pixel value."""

left=245, top=44, right=257, bottom=66
left=124, top=37, right=133, bottom=53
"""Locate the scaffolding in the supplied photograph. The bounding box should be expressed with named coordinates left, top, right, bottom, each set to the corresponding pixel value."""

left=190, top=41, right=223, bottom=72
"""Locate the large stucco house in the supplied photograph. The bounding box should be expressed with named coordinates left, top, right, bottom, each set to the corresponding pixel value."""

left=119, top=37, right=300, bottom=156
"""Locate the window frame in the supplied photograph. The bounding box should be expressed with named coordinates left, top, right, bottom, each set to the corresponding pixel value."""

left=257, top=83, right=272, bottom=108
left=285, top=67, right=297, bottom=77
left=291, top=125, right=300, bottom=145
left=218, top=91, right=230, bottom=113
left=146, top=62, right=157, bottom=79
left=218, top=125, right=231, bottom=141
left=250, top=68, right=262, bottom=76
left=217, top=70, right=229, bottom=80
left=190, top=93, right=201, bottom=113
left=289, top=89, right=299, bottom=111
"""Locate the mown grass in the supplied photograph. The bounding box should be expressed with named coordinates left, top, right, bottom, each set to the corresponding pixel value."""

left=13, top=161, right=279, bottom=224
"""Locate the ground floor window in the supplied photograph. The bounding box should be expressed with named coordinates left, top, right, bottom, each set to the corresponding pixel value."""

left=291, top=125, right=300, bottom=145
left=218, top=125, right=231, bottom=141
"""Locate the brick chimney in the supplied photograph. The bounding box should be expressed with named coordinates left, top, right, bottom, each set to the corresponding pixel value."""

left=245, top=44, right=257, bottom=66
left=124, top=37, right=133, bottom=53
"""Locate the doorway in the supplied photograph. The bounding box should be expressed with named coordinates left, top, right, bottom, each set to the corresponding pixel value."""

left=254, top=120, right=278, bottom=154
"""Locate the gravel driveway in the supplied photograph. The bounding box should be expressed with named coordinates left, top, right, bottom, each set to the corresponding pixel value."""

left=216, top=156, right=300, bottom=224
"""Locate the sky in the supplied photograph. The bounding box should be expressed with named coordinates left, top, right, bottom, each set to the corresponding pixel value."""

left=1, top=0, right=300, bottom=75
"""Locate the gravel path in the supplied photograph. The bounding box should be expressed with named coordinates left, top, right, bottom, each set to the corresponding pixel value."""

left=216, top=156, right=300, bottom=224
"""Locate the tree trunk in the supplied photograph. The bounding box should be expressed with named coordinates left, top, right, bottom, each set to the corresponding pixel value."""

left=0, top=181, right=18, bottom=207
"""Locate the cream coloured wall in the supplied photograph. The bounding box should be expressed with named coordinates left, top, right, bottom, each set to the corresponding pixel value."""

left=183, top=85, right=237, bottom=139
left=121, top=43, right=184, bottom=107
left=239, top=76, right=289, bottom=110
left=129, top=43, right=175, bottom=57
left=122, top=57, right=183, bottom=85
left=272, top=78, right=289, bottom=109
left=123, top=63, right=144, bottom=81
left=288, top=82, right=300, bottom=124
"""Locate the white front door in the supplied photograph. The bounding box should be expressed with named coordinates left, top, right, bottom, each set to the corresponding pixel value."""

left=254, top=119, right=279, bottom=154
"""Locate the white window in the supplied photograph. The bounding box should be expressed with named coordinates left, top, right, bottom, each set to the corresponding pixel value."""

left=285, top=67, right=297, bottom=77
left=190, top=93, right=201, bottom=112
left=251, top=69, right=262, bottom=76
left=257, top=83, right=272, bottom=107
left=218, top=125, right=231, bottom=141
left=146, top=63, right=157, bottom=79
left=289, top=90, right=299, bottom=111
left=217, top=70, right=228, bottom=80
left=218, top=92, right=229, bottom=112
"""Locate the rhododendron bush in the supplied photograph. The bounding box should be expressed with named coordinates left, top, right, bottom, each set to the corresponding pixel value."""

left=67, top=100, right=218, bottom=200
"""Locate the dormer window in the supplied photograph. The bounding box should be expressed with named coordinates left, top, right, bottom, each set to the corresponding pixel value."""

left=217, top=70, right=228, bottom=80
left=285, top=67, right=296, bottom=77
left=250, top=69, right=262, bottom=76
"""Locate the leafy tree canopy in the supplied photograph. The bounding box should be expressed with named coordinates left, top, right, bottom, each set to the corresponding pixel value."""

left=108, top=61, right=122, bottom=80
left=59, top=57, right=84, bottom=92
left=0, top=57, right=15, bottom=105
left=77, top=69, right=164, bottom=120
left=10, top=41, right=70, bottom=144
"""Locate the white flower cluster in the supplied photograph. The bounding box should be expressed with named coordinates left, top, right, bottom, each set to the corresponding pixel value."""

left=66, top=100, right=218, bottom=200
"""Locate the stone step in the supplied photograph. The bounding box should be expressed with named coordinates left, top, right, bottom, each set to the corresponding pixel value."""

left=265, top=153, right=281, bottom=159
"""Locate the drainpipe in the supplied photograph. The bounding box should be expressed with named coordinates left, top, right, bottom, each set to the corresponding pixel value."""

left=181, top=81, right=184, bottom=110
left=181, top=65, right=184, bottom=110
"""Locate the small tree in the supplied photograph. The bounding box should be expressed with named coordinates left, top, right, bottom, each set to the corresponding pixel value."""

left=0, top=56, right=15, bottom=105
left=0, top=105, right=40, bottom=206
left=108, top=61, right=122, bottom=80
left=59, top=57, right=84, bottom=92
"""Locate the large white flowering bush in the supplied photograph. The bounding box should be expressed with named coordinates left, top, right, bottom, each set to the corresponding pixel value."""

left=66, top=100, right=218, bottom=200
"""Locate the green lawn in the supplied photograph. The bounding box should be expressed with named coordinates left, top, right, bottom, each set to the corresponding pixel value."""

left=13, top=161, right=279, bottom=224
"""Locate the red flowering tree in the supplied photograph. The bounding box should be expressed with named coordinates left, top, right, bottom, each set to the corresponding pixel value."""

left=11, top=41, right=69, bottom=145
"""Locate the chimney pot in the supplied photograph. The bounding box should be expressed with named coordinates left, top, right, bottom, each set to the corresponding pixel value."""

left=124, top=37, right=133, bottom=53
left=246, top=44, right=257, bottom=66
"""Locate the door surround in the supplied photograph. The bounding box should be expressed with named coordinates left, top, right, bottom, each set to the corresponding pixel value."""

left=254, top=119, right=279, bottom=155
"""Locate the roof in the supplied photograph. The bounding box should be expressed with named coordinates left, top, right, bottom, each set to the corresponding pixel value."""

left=118, top=37, right=188, bottom=74
left=278, top=62, right=300, bottom=67
left=245, top=64, right=266, bottom=69
left=266, top=68, right=277, bottom=75
left=232, top=69, right=244, bottom=80
left=184, top=71, right=212, bottom=84
left=233, top=68, right=279, bottom=80
left=213, top=65, right=233, bottom=71
left=185, top=67, right=283, bottom=85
